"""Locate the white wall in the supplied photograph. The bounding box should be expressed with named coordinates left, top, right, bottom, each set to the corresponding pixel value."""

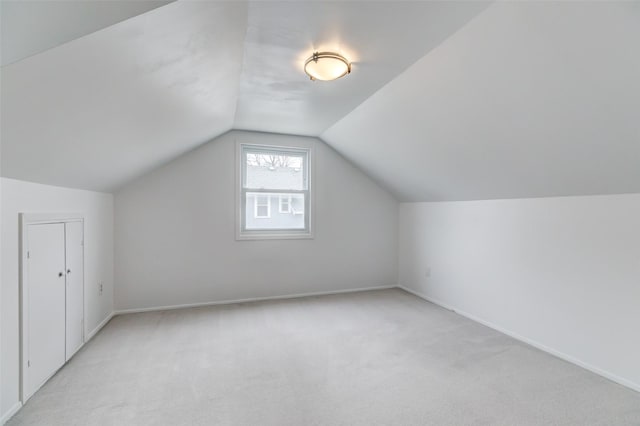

left=1, top=178, right=114, bottom=418
left=115, top=130, right=398, bottom=311
left=399, top=194, right=640, bottom=391
left=0, top=56, right=3, bottom=417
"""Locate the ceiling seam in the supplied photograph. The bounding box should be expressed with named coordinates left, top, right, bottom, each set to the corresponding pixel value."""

left=318, top=0, right=495, bottom=139
left=0, top=0, right=175, bottom=68
left=230, top=1, right=252, bottom=128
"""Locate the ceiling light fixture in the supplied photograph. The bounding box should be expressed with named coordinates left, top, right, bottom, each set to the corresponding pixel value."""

left=304, top=51, right=351, bottom=81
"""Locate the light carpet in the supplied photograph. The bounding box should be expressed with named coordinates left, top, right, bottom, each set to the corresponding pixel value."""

left=8, top=288, right=640, bottom=425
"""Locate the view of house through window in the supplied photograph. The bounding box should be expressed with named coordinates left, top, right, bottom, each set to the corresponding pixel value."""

left=240, top=144, right=310, bottom=237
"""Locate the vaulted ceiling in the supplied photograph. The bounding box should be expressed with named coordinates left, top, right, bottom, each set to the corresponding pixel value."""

left=323, top=1, right=640, bottom=201
left=2, top=1, right=639, bottom=200
left=1, top=0, right=174, bottom=66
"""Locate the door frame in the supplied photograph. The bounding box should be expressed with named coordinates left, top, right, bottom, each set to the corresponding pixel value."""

left=19, top=213, right=85, bottom=403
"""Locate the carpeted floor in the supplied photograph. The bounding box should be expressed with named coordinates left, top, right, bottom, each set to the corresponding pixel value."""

left=8, top=288, right=640, bottom=425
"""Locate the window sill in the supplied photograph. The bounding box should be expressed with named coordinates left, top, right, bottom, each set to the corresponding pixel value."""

left=236, top=230, right=314, bottom=241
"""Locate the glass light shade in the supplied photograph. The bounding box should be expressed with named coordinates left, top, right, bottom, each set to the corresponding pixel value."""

left=304, top=52, right=351, bottom=81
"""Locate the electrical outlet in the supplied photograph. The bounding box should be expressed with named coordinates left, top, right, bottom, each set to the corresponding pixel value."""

left=99, top=281, right=104, bottom=295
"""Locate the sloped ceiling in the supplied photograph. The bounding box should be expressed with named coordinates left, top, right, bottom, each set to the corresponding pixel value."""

left=1, top=1, right=247, bottom=191
left=323, top=1, right=640, bottom=201
left=2, top=1, right=639, bottom=200
left=1, top=0, right=488, bottom=192
left=1, top=0, right=174, bottom=66
left=233, top=1, right=489, bottom=135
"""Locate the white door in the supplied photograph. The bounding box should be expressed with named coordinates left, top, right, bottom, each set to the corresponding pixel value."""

left=65, top=221, right=84, bottom=360
left=26, top=223, right=66, bottom=398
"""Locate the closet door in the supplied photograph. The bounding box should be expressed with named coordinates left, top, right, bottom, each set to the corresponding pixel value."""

left=65, top=221, right=84, bottom=359
left=26, top=223, right=66, bottom=397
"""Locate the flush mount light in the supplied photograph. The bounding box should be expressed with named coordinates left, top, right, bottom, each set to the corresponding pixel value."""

left=304, top=51, right=351, bottom=81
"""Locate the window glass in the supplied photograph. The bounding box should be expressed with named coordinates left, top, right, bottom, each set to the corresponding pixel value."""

left=245, top=192, right=305, bottom=230
left=245, top=152, right=305, bottom=190
left=239, top=144, right=311, bottom=238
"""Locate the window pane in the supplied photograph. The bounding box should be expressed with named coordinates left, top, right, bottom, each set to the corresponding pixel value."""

left=245, top=151, right=305, bottom=190
left=246, top=192, right=305, bottom=230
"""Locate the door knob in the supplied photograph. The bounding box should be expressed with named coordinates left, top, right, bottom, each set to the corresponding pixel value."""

left=58, top=272, right=63, bottom=277
left=67, top=269, right=71, bottom=274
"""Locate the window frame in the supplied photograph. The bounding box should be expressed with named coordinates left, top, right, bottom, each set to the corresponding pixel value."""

left=236, top=141, right=314, bottom=240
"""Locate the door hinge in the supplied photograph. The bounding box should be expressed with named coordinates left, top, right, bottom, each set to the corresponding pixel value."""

left=27, top=251, right=30, bottom=259
left=28, top=360, right=31, bottom=368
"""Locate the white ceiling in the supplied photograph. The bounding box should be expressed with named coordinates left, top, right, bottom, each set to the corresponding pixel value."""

left=323, top=1, right=640, bottom=201
left=233, top=1, right=489, bottom=135
left=1, top=1, right=247, bottom=191
left=1, top=0, right=173, bottom=66
left=1, top=0, right=488, bottom=192
left=2, top=1, right=639, bottom=200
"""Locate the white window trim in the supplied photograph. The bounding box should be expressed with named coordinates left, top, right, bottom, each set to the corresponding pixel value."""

left=279, top=194, right=291, bottom=213
left=254, top=195, right=271, bottom=218
left=236, top=140, right=314, bottom=240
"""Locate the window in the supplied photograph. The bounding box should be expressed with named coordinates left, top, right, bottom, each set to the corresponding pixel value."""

left=237, top=143, right=312, bottom=239
left=279, top=195, right=291, bottom=213
left=255, top=195, right=271, bottom=218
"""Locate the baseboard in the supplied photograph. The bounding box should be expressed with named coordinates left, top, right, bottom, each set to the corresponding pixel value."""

left=114, top=285, right=397, bottom=315
left=397, top=285, right=640, bottom=394
left=87, top=311, right=115, bottom=341
left=1, top=402, right=22, bottom=425
left=66, top=314, right=111, bottom=361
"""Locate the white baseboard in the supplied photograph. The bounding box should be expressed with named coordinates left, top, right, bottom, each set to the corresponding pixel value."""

left=1, top=402, right=22, bottom=425
left=87, top=312, right=115, bottom=341
left=67, top=313, right=112, bottom=361
left=114, top=285, right=396, bottom=315
left=397, top=285, right=640, bottom=394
